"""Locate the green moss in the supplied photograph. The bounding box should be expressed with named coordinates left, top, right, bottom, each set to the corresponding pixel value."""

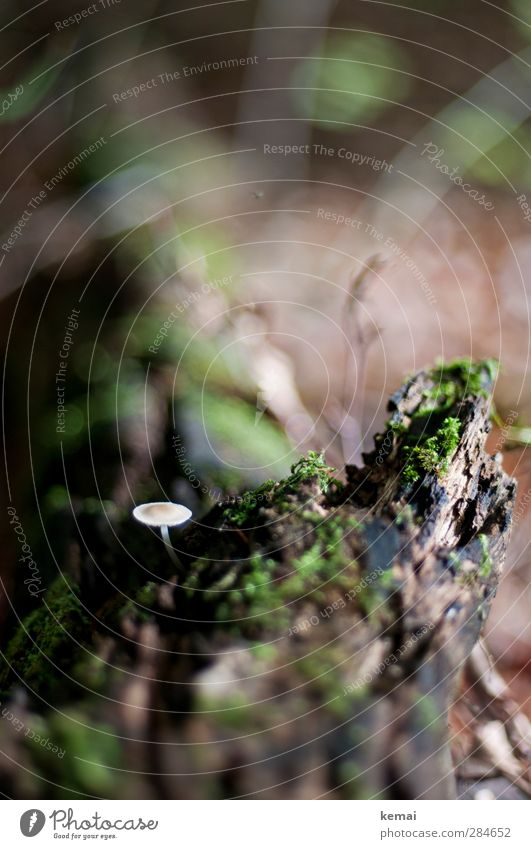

left=375, top=568, right=397, bottom=591
left=355, top=568, right=397, bottom=622
left=394, top=504, right=415, bottom=527
left=457, top=571, right=477, bottom=588
left=436, top=357, right=496, bottom=397
left=0, top=577, right=90, bottom=698
left=196, top=690, right=257, bottom=730
left=413, top=358, right=497, bottom=418
left=215, top=515, right=357, bottom=632
left=301, top=509, right=325, bottom=524
left=503, top=424, right=531, bottom=446
left=187, top=390, right=294, bottom=480
left=135, top=581, right=156, bottom=605
left=224, top=451, right=339, bottom=527
left=250, top=642, right=278, bottom=662
left=74, top=652, right=109, bottom=692
left=403, top=417, right=461, bottom=483
left=223, top=479, right=275, bottom=526
left=382, top=414, right=407, bottom=435
left=448, top=551, right=462, bottom=572
left=279, top=450, right=339, bottom=494
left=336, top=757, right=376, bottom=799
left=218, top=548, right=320, bottom=628
left=117, top=580, right=159, bottom=624
left=414, top=692, right=444, bottom=732
left=381, top=360, right=494, bottom=484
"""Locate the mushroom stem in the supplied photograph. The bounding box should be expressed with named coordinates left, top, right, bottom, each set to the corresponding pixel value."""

left=132, top=502, right=191, bottom=567
left=160, top=524, right=181, bottom=568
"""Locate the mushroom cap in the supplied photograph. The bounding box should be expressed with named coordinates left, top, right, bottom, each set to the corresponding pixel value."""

left=132, top=502, right=192, bottom=528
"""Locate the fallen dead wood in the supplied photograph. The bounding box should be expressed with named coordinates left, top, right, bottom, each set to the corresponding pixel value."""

left=0, top=359, right=521, bottom=799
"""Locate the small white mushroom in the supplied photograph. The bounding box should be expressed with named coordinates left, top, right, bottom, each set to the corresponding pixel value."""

left=132, top=502, right=192, bottom=567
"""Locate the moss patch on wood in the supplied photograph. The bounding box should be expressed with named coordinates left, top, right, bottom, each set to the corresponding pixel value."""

left=402, top=416, right=462, bottom=483
left=0, top=578, right=90, bottom=701
left=224, top=450, right=340, bottom=527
